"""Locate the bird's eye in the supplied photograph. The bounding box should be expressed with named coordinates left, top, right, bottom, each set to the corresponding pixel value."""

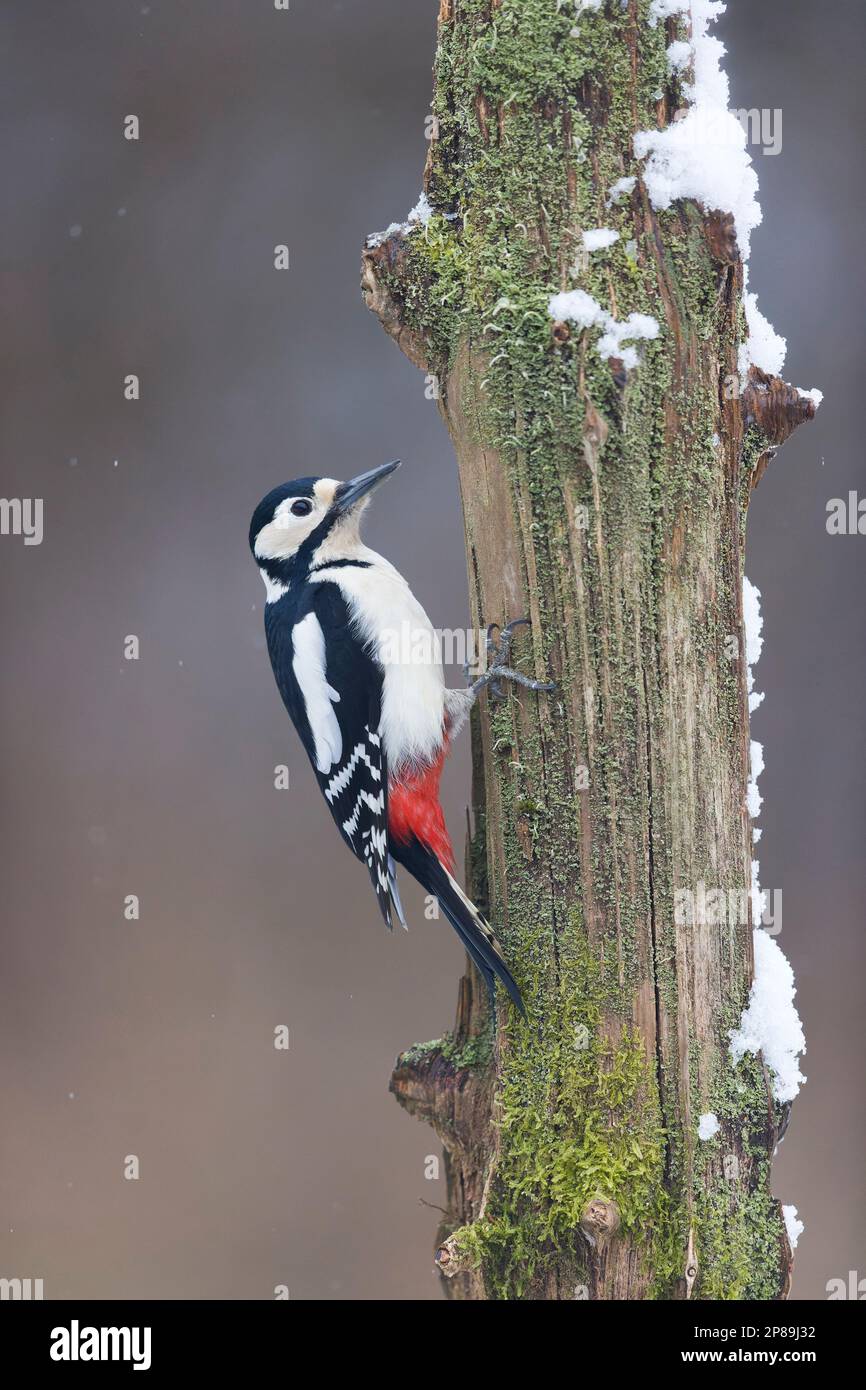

left=291, top=499, right=313, bottom=517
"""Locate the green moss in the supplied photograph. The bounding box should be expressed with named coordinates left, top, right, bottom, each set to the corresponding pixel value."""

left=398, top=1036, right=445, bottom=1067
left=689, top=1044, right=789, bottom=1300
left=446, top=1221, right=487, bottom=1271
left=373, top=214, right=468, bottom=369
left=399, top=1021, right=494, bottom=1074
left=444, top=1026, right=495, bottom=1071
left=461, top=936, right=683, bottom=1298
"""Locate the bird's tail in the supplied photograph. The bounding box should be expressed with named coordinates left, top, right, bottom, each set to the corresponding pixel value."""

left=392, top=837, right=525, bottom=1017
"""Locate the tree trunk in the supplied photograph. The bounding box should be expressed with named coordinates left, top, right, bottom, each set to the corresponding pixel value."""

left=362, top=0, right=814, bottom=1300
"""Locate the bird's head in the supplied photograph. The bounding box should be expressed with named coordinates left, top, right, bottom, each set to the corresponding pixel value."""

left=249, top=459, right=400, bottom=596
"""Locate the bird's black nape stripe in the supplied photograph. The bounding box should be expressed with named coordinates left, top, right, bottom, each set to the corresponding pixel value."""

left=310, top=558, right=372, bottom=572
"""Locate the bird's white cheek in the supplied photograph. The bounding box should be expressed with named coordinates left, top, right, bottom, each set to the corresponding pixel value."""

left=256, top=516, right=315, bottom=560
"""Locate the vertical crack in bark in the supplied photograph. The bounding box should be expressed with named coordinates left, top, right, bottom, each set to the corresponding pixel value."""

left=537, top=700, right=562, bottom=993
left=643, top=663, right=668, bottom=1182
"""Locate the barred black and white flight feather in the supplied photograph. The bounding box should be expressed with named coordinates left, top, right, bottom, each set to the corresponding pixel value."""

left=319, top=720, right=395, bottom=929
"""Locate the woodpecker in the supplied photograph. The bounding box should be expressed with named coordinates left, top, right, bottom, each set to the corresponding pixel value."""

left=249, top=460, right=555, bottom=1016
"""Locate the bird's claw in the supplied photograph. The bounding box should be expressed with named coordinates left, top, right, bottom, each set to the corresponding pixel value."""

left=486, top=617, right=530, bottom=667
left=469, top=616, right=557, bottom=701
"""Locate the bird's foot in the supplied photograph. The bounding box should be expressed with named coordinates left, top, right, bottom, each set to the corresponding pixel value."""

left=467, top=617, right=557, bottom=701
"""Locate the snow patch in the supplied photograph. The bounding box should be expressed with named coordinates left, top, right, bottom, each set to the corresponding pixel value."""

left=738, top=285, right=788, bottom=379
left=698, top=1113, right=720, bottom=1141
left=750, top=857, right=766, bottom=927
left=605, top=176, right=636, bottom=207
left=649, top=0, right=690, bottom=24
left=797, top=386, right=824, bottom=408
left=730, top=929, right=807, bottom=1103
left=743, top=575, right=764, bottom=714
left=549, top=290, right=660, bottom=370
left=667, top=40, right=693, bottom=72
left=733, top=570, right=807, bottom=1103
left=583, top=227, right=620, bottom=251
left=408, top=192, right=434, bottom=228
left=597, top=313, right=660, bottom=368
left=636, top=1, right=762, bottom=257
left=548, top=288, right=604, bottom=331
left=366, top=193, right=433, bottom=249
left=748, top=739, right=764, bottom=820
left=782, top=1204, right=804, bottom=1250
left=640, top=5, right=820, bottom=403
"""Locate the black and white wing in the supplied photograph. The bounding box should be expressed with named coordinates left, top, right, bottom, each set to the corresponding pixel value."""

left=272, top=584, right=400, bottom=929
left=321, top=721, right=397, bottom=928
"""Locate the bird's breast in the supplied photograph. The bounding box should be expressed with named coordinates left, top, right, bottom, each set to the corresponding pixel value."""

left=314, top=558, right=447, bottom=770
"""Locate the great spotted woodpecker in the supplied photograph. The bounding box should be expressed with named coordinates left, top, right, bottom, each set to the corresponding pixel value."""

left=249, top=460, right=555, bottom=1016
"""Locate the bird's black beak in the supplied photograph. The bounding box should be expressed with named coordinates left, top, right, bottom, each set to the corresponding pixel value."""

left=333, top=459, right=401, bottom=514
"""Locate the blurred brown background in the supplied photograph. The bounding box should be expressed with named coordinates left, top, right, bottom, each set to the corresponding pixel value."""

left=0, top=0, right=862, bottom=1300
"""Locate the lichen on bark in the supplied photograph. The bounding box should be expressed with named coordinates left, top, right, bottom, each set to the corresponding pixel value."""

left=368, top=0, right=813, bottom=1300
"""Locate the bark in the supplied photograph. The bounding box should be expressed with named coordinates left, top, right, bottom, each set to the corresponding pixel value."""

left=364, top=0, right=814, bottom=1300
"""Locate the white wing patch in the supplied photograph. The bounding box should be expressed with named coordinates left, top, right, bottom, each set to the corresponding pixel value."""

left=291, top=612, right=342, bottom=774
